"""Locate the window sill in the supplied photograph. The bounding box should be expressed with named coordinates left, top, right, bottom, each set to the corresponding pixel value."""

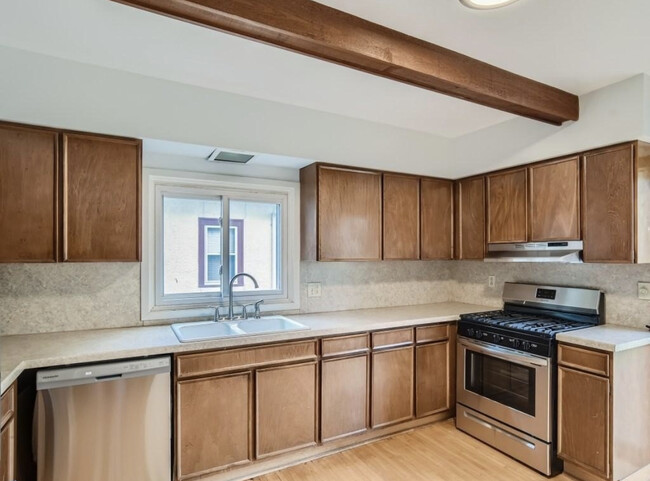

left=141, top=297, right=301, bottom=323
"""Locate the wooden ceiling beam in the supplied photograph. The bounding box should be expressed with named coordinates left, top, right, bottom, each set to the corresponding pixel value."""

left=111, top=0, right=579, bottom=125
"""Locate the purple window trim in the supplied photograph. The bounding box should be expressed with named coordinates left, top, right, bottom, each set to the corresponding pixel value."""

left=198, top=218, right=245, bottom=288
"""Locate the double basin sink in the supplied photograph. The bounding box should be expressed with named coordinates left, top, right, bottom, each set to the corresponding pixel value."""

left=172, top=316, right=310, bottom=343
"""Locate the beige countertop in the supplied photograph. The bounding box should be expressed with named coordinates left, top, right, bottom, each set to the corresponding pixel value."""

left=0, top=302, right=491, bottom=394
left=556, top=324, right=650, bottom=353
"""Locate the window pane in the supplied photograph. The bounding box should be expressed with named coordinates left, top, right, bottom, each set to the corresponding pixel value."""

left=230, top=200, right=280, bottom=292
left=206, top=227, right=221, bottom=255
left=163, top=196, right=222, bottom=295
left=206, top=254, right=221, bottom=282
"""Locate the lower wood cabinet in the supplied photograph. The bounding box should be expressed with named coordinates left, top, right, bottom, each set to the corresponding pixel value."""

left=558, top=343, right=650, bottom=481
left=558, top=365, right=610, bottom=478
left=174, top=325, right=455, bottom=479
left=371, top=346, right=414, bottom=428
left=0, top=383, right=16, bottom=481
left=256, top=362, right=318, bottom=458
left=176, top=372, right=253, bottom=480
left=415, top=341, right=451, bottom=417
left=321, top=354, right=369, bottom=442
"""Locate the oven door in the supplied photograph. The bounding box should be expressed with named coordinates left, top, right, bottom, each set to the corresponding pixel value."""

left=457, top=337, right=551, bottom=442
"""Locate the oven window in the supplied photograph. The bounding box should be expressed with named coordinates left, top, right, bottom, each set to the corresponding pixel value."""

left=465, top=351, right=536, bottom=416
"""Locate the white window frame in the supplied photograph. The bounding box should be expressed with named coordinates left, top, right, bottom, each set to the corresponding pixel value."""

left=142, top=168, right=300, bottom=322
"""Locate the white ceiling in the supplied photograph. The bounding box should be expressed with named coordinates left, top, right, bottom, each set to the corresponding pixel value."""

left=1, top=0, right=650, bottom=139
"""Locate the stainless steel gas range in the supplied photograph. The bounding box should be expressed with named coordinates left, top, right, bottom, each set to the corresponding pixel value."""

left=456, top=282, right=604, bottom=476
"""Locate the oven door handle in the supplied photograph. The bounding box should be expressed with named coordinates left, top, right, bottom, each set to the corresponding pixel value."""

left=459, top=338, right=548, bottom=367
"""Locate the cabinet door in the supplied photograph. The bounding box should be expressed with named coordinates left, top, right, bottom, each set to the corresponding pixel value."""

left=558, top=366, right=610, bottom=479
left=0, top=123, right=58, bottom=262
left=321, top=354, right=369, bottom=442
left=415, top=341, right=450, bottom=417
left=62, top=133, right=141, bottom=261
left=529, top=157, right=580, bottom=241
left=487, top=169, right=527, bottom=243
left=177, top=372, right=252, bottom=479
left=582, top=144, right=635, bottom=263
left=371, top=346, right=414, bottom=428
left=383, top=174, right=420, bottom=260
left=318, top=166, right=382, bottom=261
left=421, top=178, right=453, bottom=260
left=256, top=362, right=318, bottom=458
left=0, top=422, right=11, bottom=481
left=455, top=177, right=485, bottom=260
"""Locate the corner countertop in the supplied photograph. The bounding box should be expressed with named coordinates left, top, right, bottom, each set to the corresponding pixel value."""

left=0, top=302, right=491, bottom=394
left=556, top=324, right=650, bottom=353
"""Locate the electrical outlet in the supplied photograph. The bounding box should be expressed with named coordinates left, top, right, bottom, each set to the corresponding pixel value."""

left=307, top=282, right=322, bottom=298
left=488, top=276, right=496, bottom=288
left=638, top=282, right=650, bottom=300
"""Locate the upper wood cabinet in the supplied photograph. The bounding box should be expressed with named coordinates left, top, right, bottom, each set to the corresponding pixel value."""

left=486, top=168, right=528, bottom=243
left=582, top=143, right=640, bottom=263
left=62, top=133, right=141, bottom=262
left=301, top=164, right=382, bottom=261
left=383, top=174, right=420, bottom=260
left=0, top=121, right=141, bottom=263
left=454, top=176, right=485, bottom=260
left=528, top=156, right=580, bottom=241
left=0, top=123, right=59, bottom=262
left=421, top=178, right=454, bottom=260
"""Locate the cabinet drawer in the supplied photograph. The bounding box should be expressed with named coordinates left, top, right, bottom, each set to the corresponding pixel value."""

left=372, top=328, right=414, bottom=349
left=558, top=344, right=610, bottom=377
left=177, top=340, right=318, bottom=379
left=416, top=324, right=450, bottom=344
left=0, top=383, right=15, bottom=429
left=321, top=334, right=369, bottom=357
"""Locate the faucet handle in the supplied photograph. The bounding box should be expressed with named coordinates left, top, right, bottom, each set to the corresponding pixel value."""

left=212, top=306, right=225, bottom=322
left=254, top=299, right=264, bottom=319
left=240, top=303, right=254, bottom=320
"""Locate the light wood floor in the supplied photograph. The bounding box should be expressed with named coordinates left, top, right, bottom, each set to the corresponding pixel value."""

left=251, top=419, right=575, bottom=481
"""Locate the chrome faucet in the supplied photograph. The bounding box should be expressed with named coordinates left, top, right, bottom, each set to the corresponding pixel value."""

left=228, top=273, right=259, bottom=320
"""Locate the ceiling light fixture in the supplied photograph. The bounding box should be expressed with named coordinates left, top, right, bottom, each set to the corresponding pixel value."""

left=460, top=0, right=520, bottom=9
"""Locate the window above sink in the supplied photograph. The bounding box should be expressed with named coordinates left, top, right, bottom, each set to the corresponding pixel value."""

left=142, top=169, right=300, bottom=322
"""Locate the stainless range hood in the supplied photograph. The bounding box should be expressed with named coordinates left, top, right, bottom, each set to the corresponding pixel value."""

left=485, top=241, right=583, bottom=263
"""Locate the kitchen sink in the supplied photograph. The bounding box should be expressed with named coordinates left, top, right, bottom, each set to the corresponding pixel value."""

left=171, top=316, right=310, bottom=343
left=236, top=316, right=310, bottom=335
left=171, top=320, right=245, bottom=343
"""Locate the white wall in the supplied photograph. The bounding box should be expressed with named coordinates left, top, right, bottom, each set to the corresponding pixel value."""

left=144, top=152, right=300, bottom=182
left=0, top=46, right=450, bottom=177
left=452, top=74, right=649, bottom=177
left=1, top=46, right=648, bottom=179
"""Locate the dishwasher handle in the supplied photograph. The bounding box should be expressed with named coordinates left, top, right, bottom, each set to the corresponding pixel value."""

left=36, top=356, right=170, bottom=390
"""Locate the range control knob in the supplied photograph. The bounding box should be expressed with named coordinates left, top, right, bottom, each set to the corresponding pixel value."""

left=521, top=341, right=531, bottom=351
left=512, top=339, right=521, bottom=349
left=467, top=328, right=475, bottom=337
left=475, top=330, right=483, bottom=339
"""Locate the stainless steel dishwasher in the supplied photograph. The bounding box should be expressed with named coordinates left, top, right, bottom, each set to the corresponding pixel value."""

left=34, top=356, right=171, bottom=481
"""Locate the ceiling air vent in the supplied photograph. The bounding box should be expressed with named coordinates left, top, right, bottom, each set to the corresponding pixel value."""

left=206, top=149, right=255, bottom=164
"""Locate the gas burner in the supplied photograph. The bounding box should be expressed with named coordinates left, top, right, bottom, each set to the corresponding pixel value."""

left=461, top=310, right=588, bottom=336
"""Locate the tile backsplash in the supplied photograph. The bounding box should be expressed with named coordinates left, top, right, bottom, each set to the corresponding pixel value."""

left=0, top=263, right=140, bottom=335
left=451, top=261, right=650, bottom=328
left=1, top=260, right=649, bottom=335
